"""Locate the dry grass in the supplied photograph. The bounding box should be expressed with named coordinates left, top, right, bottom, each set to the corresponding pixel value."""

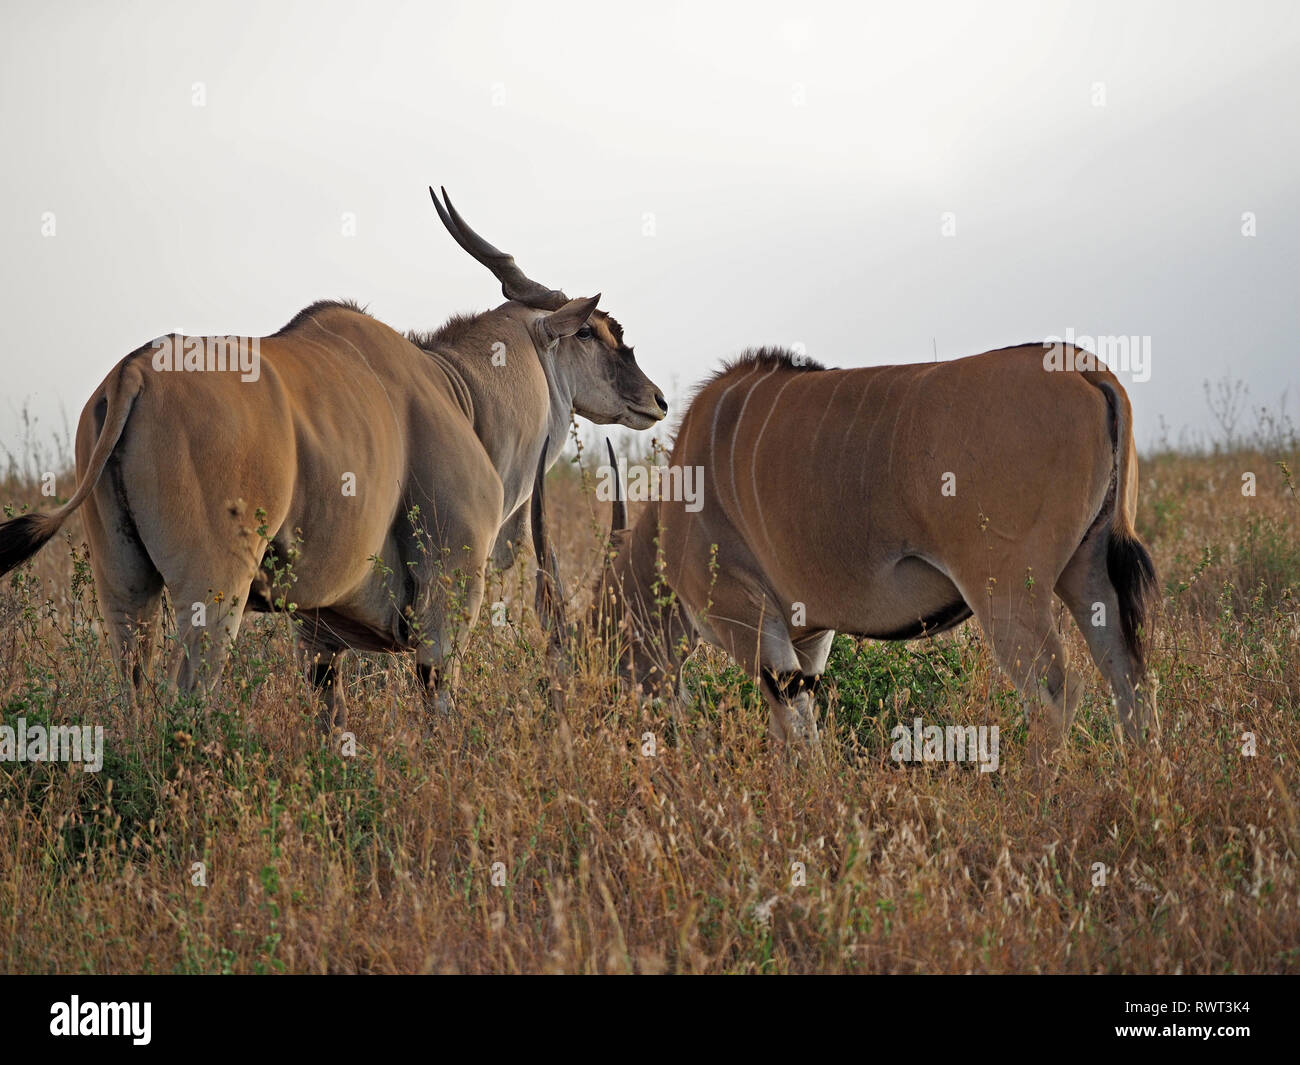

left=1, top=440, right=1297, bottom=974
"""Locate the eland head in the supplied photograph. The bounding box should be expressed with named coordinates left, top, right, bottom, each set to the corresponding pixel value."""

left=429, top=187, right=667, bottom=430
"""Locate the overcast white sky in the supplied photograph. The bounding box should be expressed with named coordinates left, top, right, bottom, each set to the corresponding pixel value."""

left=2, top=0, right=1297, bottom=460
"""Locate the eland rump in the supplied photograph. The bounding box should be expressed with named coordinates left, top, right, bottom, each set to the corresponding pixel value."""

left=561, top=344, right=1157, bottom=751
left=0, top=188, right=667, bottom=727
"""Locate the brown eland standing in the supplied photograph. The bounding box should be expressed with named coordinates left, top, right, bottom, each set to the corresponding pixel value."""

left=0, top=188, right=667, bottom=727
left=546, top=344, right=1157, bottom=753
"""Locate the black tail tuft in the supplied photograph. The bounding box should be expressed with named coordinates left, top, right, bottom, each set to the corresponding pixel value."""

left=1106, top=530, right=1158, bottom=672
left=0, top=512, right=60, bottom=578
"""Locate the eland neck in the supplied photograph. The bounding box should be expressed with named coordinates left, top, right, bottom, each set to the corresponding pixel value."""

left=422, top=303, right=573, bottom=521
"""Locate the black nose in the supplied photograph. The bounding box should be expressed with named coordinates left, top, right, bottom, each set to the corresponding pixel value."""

left=655, top=393, right=668, bottom=414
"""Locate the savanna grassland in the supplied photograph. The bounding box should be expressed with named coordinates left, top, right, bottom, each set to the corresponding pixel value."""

left=1, top=409, right=1298, bottom=974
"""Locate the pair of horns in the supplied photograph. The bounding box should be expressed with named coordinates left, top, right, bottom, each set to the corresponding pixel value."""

left=429, top=186, right=569, bottom=311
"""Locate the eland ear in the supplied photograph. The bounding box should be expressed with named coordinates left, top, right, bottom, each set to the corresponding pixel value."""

left=540, top=294, right=601, bottom=343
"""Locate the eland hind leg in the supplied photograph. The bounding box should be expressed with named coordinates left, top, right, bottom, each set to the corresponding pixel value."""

left=1055, top=529, right=1156, bottom=742
left=955, top=573, right=1085, bottom=758
left=156, top=530, right=268, bottom=700
left=81, top=479, right=164, bottom=702
left=164, top=578, right=255, bottom=696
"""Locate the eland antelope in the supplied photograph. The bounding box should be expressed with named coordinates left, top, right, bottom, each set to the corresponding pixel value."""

left=0, top=188, right=667, bottom=727
left=547, top=344, right=1157, bottom=751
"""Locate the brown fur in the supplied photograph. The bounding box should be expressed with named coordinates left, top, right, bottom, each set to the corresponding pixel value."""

left=581, top=343, right=1157, bottom=750
left=0, top=292, right=665, bottom=727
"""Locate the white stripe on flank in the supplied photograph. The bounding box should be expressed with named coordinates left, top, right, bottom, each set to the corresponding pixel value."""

left=749, top=373, right=802, bottom=559
left=840, top=370, right=881, bottom=505
left=709, top=362, right=767, bottom=536
left=808, top=370, right=852, bottom=455
left=859, top=375, right=905, bottom=499
left=727, top=365, right=780, bottom=545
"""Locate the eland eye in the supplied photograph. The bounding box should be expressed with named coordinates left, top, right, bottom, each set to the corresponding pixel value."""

left=576, top=325, right=594, bottom=341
